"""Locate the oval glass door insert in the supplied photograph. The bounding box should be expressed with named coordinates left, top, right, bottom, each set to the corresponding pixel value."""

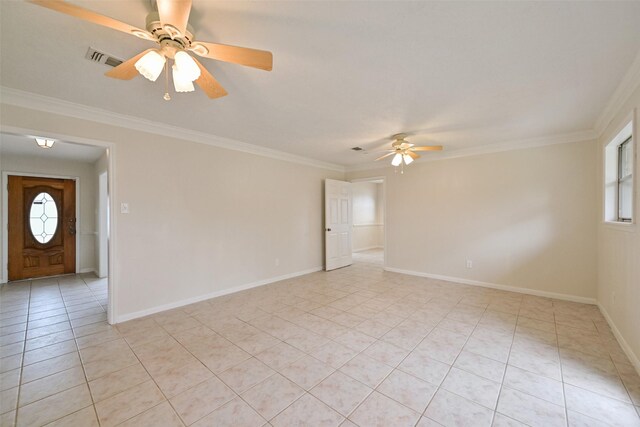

left=29, top=192, right=58, bottom=243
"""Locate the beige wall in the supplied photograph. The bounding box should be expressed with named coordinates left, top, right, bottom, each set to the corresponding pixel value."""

left=348, top=140, right=599, bottom=301
left=0, top=152, right=99, bottom=277
left=597, top=84, right=640, bottom=368
left=352, top=181, right=384, bottom=251
left=1, top=104, right=342, bottom=321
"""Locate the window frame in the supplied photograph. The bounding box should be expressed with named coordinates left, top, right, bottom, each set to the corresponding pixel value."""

left=603, top=116, right=635, bottom=227
left=617, top=136, right=633, bottom=222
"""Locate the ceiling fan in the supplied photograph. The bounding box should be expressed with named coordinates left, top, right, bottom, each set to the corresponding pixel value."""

left=375, top=134, right=443, bottom=167
left=29, top=0, right=273, bottom=100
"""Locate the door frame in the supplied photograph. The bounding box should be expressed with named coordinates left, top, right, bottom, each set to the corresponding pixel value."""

left=3, top=172, right=81, bottom=280
left=97, top=171, right=108, bottom=279
left=1, top=126, right=117, bottom=325
left=350, top=176, right=387, bottom=269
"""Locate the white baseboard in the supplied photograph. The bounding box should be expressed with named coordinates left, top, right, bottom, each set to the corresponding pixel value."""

left=353, top=246, right=383, bottom=252
left=384, top=267, right=597, bottom=305
left=115, top=266, right=323, bottom=323
left=79, top=268, right=97, bottom=275
left=598, top=303, right=640, bottom=374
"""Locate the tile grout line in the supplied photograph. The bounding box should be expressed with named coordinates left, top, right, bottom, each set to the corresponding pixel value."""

left=556, top=305, right=570, bottom=427
left=491, top=301, right=523, bottom=427
left=11, top=277, right=32, bottom=427
left=73, top=274, right=104, bottom=427
left=24, top=276, right=95, bottom=426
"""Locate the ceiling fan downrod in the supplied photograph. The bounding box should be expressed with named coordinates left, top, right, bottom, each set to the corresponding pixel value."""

left=163, top=61, right=171, bottom=101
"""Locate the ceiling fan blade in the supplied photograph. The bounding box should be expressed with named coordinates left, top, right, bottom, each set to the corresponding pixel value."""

left=407, top=150, right=420, bottom=160
left=375, top=152, right=395, bottom=161
left=192, top=57, right=228, bottom=99
left=412, top=146, right=443, bottom=151
left=105, top=49, right=154, bottom=80
left=28, top=0, right=148, bottom=37
left=157, top=0, right=192, bottom=37
left=190, top=42, right=273, bottom=71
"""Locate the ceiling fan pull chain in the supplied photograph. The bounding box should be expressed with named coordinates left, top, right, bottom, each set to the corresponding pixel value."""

left=163, top=60, right=171, bottom=101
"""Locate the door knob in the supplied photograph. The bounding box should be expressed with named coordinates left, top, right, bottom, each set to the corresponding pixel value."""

left=326, top=228, right=331, bottom=232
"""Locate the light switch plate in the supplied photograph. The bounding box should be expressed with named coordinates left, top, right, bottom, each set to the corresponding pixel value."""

left=120, top=202, right=129, bottom=214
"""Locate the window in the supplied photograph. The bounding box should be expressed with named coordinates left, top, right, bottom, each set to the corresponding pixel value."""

left=618, top=137, right=633, bottom=221
left=29, top=192, right=59, bottom=243
left=604, top=121, right=634, bottom=223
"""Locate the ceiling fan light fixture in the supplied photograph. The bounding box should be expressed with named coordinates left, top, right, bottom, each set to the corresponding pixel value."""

left=135, top=49, right=166, bottom=81
left=172, top=64, right=195, bottom=92
left=35, top=138, right=55, bottom=149
left=403, top=153, right=414, bottom=165
left=174, top=51, right=201, bottom=81
left=391, top=153, right=403, bottom=167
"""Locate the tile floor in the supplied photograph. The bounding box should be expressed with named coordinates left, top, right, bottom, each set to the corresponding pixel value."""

left=1, top=249, right=640, bottom=426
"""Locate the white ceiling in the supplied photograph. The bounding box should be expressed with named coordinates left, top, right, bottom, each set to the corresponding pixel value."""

left=1, top=1, right=640, bottom=166
left=0, top=133, right=106, bottom=163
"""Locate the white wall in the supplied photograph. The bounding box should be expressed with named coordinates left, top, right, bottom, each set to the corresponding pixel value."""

left=352, top=181, right=384, bottom=251
left=0, top=103, right=343, bottom=321
left=0, top=152, right=100, bottom=278
left=597, top=83, right=640, bottom=369
left=348, top=139, right=599, bottom=301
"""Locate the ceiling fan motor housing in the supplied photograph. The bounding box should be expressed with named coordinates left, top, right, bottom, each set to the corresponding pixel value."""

left=145, top=12, right=195, bottom=57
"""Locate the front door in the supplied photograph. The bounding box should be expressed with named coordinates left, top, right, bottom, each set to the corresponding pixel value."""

left=8, top=176, right=76, bottom=281
left=325, top=179, right=352, bottom=271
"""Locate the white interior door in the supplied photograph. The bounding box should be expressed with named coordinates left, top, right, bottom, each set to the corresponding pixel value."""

left=325, top=179, right=352, bottom=271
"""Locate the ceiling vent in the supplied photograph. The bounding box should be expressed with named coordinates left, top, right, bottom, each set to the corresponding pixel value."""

left=85, top=47, right=123, bottom=67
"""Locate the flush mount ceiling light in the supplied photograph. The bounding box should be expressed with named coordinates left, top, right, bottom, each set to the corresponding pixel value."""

left=28, top=0, right=273, bottom=101
left=375, top=134, right=443, bottom=173
left=35, top=138, right=55, bottom=149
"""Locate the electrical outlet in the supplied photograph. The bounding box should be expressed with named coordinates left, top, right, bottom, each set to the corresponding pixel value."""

left=466, top=260, right=473, bottom=269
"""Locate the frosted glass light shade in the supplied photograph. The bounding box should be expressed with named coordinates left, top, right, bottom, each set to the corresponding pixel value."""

left=174, top=51, right=201, bottom=82
left=135, top=50, right=166, bottom=82
left=403, top=154, right=414, bottom=165
left=391, top=153, right=402, bottom=166
left=35, top=138, right=55, bottom=148
left=172, top=65, right=195, bottom=92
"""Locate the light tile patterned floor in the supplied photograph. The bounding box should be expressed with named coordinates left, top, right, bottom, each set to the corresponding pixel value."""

left=1, top=249, right=640, bottom=426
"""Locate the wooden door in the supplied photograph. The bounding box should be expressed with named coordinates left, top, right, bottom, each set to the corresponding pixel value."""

left=8, top=176, right=76, bottom=281
left=325, top=179, right=352, bottom=271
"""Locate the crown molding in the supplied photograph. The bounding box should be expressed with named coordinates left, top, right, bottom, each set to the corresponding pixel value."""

left=0, top=87, right=345, bottom=173
left=594, top=48, right=640, bottom=137
left=1, top=86, right=600, bottom=174
left=345, top=129, right=598, bottom=173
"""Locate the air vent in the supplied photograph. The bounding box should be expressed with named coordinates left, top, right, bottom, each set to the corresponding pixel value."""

left=85, top=47, right=123, bottom=67
left=351, top=147, right=364, bottom=151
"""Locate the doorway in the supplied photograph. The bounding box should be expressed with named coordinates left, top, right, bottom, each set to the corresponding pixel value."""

left=8, top=176, right=77, bottom=280
left=351, top=178, right=385, bottom=266
left=1, top=131, right=115, bottom=322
